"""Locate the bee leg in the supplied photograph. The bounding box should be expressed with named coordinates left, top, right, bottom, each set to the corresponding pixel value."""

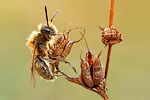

left=55, top=75, right=62, bottom=77
left=52, top=62, right=70, bottom=78
left=53, top=70, right=62, bottom=77
left=41, top=57, right=58, bottom=63
left=39, top=44, right=53, bottom=52
left=63, top=59, right=77, bottom=74
left=48, top=43, right=56, bottom=53
left=48, top=55, right=77, bottom=73
left=54, top=70, right=59, bottom=74
left=39, top=55, right=62, bottom=63
left=57, top=67, right=71, bottom=79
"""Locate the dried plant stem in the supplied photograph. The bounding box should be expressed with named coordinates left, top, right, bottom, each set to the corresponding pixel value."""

left=109, top=0, right=115, bottom=28
left=104, top=0, right=115, bottom=81
left=66, top=76, right=110, bottom=100
left=104, top=45, right=112, bottom=80
left=56, top=64, right=109, bottom=100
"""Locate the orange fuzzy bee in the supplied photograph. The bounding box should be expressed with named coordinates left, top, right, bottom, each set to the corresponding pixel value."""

left=26, top=6, right=60, bottom=87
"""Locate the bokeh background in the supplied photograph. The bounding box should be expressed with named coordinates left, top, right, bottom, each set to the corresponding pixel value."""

left=0, top=0, right=150, bottom=100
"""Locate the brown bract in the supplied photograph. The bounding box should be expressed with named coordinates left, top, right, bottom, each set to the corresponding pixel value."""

left=63, top=39, right=109, bottom=100
left=99, top=26, right=123, bottom=46
left=65, top=54, right=109, bottom=100
left=48, top=27, right=85, bottom=73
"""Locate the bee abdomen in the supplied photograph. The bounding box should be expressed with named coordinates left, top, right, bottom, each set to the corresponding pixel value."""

left=35, top=58, right=56, bottom=80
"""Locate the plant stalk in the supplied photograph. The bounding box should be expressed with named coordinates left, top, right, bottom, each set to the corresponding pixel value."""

left=104, top=0, right=115, bottom=81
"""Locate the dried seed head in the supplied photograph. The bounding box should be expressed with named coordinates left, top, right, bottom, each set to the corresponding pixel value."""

left=99, top=26, right=123, bottom=45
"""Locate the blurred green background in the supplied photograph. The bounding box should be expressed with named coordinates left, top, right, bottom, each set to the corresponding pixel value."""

left=0, top=0, right=150, bottom=100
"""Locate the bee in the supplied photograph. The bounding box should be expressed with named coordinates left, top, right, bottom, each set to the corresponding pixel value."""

left=26, top=6, right=60, bottom=87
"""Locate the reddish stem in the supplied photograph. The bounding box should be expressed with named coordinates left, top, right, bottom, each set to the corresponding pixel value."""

left=104, top=45, right=112, bottom=80
left=109, top=0, right=115, bottom=28
left=104, top=0, right=115, bottom=81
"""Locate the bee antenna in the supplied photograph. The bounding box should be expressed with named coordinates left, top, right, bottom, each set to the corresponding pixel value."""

left=51, top=10, right=59, bottom=22
left=45, top=6, right=49, bottom=27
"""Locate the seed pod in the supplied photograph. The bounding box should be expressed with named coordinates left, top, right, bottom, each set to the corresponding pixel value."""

left=99, top=26, right=123, bottom=46
left=49, top=27, right=85, bottom=59
left=92, top=51, right=103, bottom=85
left=80, top=48, right=94, bottom=88
left=82, top=35, right=104, bottom=86
left=55, top=36, right=68, bottom=56
left=84, top=36, right=94, bottom=68
left=47, top=27, right=85, bottom=74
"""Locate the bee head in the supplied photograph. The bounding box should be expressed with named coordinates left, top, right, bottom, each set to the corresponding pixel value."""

left=40, top=6, right=59, bottom=36
left=40, top=25, right=57, bottom=36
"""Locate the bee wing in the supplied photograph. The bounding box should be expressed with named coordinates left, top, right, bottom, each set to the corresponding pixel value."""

left=30, top=38, right=38, bottom=88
